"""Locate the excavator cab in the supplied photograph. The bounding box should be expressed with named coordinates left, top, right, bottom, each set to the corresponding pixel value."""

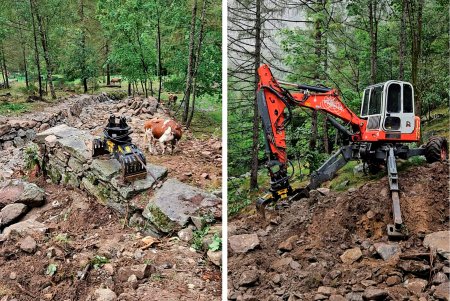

left=360, top=81, right=418, bottom=141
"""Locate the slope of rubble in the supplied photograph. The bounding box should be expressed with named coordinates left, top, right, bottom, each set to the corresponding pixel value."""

left=228, top=162, right=449, bottom=301
left=0, top=94, right=222, bottom=301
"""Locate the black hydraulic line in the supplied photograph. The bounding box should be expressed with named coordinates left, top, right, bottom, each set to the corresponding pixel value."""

left=326, top=115, right=353, bottom=138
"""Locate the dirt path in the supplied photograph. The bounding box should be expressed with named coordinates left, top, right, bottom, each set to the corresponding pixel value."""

left=228, top=162, right=449, bottom=300
left=0, top=181, right=221, bottom=301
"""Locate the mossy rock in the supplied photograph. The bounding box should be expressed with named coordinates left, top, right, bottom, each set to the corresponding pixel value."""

left=143, top=203, right=177, bottom=233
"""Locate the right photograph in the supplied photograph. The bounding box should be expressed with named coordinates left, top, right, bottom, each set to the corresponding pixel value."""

left=227, top=1, right=450, bottom=300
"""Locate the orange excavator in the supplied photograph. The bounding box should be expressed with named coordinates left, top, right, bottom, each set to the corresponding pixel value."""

left=256, top=64, right=448, bottom=239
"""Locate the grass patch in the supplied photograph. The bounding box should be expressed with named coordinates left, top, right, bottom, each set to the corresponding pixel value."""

left=0, top=102, right=33, bottom=116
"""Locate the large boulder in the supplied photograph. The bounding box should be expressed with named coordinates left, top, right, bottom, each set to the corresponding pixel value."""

left=423, top=231, right=450, bottom=259
left=0, top=179, right=45, bottom=208
left=228, top=234, right=260, bottom=254
left=1, top=219, right=48, bottom=239
left=0, top=203, right=28, bottom=227
left=143, top=179, right=221, bottom=233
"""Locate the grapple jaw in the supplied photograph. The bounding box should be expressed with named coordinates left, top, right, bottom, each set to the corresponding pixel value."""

left=92, top=138, right=109, bottom=157
left=117, top=144, right=147, bottom=182
left=91, top=115, right=148, bottom=183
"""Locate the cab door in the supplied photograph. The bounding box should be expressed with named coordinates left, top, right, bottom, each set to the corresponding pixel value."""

left=383, top=82, right=415, bottom=134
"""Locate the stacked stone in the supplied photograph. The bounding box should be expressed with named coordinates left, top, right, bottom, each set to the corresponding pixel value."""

left=0, top=93, right=111, bottom=150
left=117, top=96, right=158, bottom=118
left=35, top=124, right=221, bottom=235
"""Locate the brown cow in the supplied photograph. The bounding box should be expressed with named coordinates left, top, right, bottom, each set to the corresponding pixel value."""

left=167, top=93, right=178, bottom=106
left=111, top=78, right=122, bottom=86
left=143, top=118, right=182, bottom=154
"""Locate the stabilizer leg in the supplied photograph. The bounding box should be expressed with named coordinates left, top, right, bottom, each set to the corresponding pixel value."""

left=386, top=147, right=407, bottom=239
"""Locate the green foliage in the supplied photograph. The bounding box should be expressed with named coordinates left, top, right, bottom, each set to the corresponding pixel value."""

left=208, top=233, right=222, bottom=251
left=45, top=263, right=57, bottom=276
left=0, top=102, right=30, bottom=115
left=54, top=233, right=70, bottom=244
left=90, top=255, right=109, bottom=269
left=17, top=85, right=38, bottom=96
left=191, top=225, right=210, bottom=251
left=24, top=143, right=39, bottom=170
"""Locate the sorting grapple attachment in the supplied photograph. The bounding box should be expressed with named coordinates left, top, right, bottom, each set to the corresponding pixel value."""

left=92, top=115, right=147, bottom=182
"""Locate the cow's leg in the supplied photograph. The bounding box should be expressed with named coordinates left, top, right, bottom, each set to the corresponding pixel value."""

left=144, top=129, right=148, bottom=151
left=160, top=140, right=168, bottom=155
left=170, top=140, right=176, bottom=155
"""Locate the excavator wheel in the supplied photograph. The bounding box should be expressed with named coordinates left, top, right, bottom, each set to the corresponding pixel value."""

left=366, top=160, right=383, bottom=174
left=425, top=136, right=448, bottom=163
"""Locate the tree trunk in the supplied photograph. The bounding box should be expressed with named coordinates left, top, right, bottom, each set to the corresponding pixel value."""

left=149, top=79, right=153, bottom=96
left=182, top=0, right=198, bottom=123
left=31, top=0, right=56, bottom=99
left=106, top=42, right=111, bottom=85
left=310, top=111, right=318, bottom=150
left=156, top=10, right=162, bottom=105
left=323, top=114, right=329, bottom=153
left=250, top=0, right=262, bottom=190
left=186, top=0, right=208, bottom=128
left=128, top=82, right=131, bottom=96
left=399, top=0, right=406, bottom=80
left=80, top=0, right=88, bottom=93
left=0, top=43, right=9, bottom=89
left=30, top=0, right=43, bottom=99
left=186, top=78, right=196, bottom=128
left=83, top=79, right=88, bottom=93
left=409, top=0, right=424, bottom=118
left=368, top=0, right=378, bottom=84
left=19, top=29, right=29, bottom=88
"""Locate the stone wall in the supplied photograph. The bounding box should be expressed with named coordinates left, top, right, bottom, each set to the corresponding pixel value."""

left=35, top=125, right=221, bottom=236
left=0, top=93, right=111, bottom=150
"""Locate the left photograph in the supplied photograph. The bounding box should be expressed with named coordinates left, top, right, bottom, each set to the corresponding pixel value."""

left=0, top=0, right=222, bottom=300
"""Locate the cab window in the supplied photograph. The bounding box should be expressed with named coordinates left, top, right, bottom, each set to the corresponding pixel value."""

left=387, top=83, right=401, bottom=113
left=403, top=84, right=413, bottom=113
left=369, top=86, right=382, bottom=115
left=361, top=89, right=370, bottom=116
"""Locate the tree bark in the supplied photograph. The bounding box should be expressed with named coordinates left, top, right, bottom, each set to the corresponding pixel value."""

left=156, top=8, right=162, bottom=105
left=106, top=42, right=111, bottom=85
left=182, top=0, right=198, bottom=123
left=80, top=0, right=88, bottom=93
left=409, top=0, right=424, bottom=117
left=30, top=0, right=43, bottom=99
left=19, top=29, right=29, bottom=88
left=368, top=0, right=378, bottom=84
left=323, top=114, right=329, bottom=153
left=250, top=0, right=262, bottom=190
left=31, top=0, right=56, bottom=99
left=186, top=78, right=196, bottom=128
left=399, top=0, right=406, bottom=80
left=0, top=43, right=9, bottom=89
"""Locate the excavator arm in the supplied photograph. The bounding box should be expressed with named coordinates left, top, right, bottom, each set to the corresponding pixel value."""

left=256, top=64, right=367, bottom=210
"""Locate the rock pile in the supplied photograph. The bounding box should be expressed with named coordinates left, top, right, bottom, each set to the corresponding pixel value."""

left=228, top=162, right=449, bottom=300
left=0, top=93, right=111, bottom=150
left=0, top=179, right=45, bottom=232
left=34, top=124, right=221, bottom=235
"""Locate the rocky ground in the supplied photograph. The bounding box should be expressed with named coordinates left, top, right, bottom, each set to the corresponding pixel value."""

left=0, top=94, right=222, bottom=301
left=228, top=162, right=449, bottom=301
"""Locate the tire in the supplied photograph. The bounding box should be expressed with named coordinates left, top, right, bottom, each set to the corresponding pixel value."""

left=425, top=136, right=448, bottom=163
left=366, top=160, right=382, bottom=174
